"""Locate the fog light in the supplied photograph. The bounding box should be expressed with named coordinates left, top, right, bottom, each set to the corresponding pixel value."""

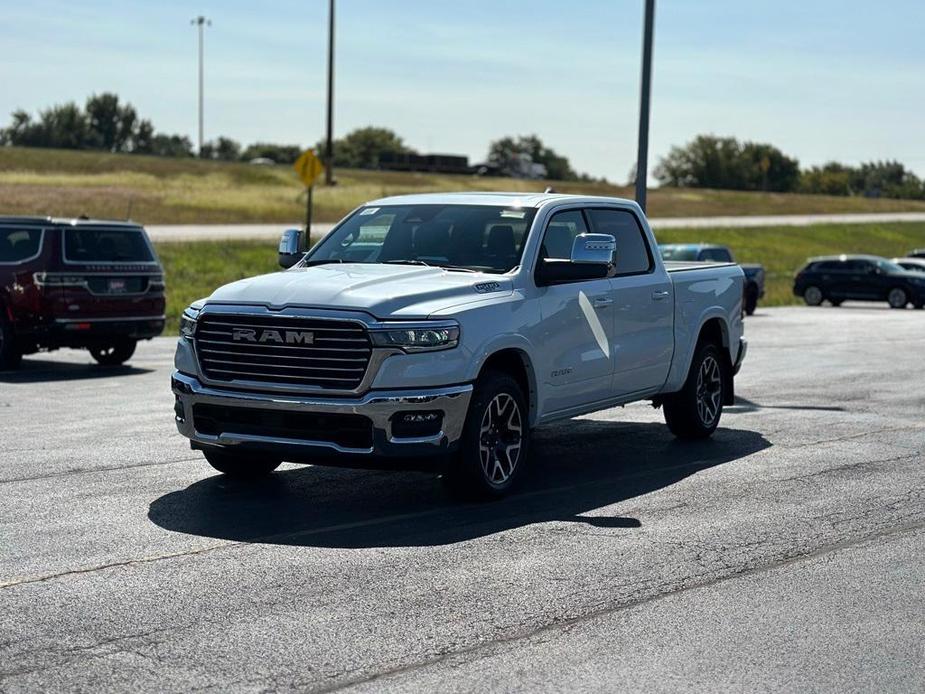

left=391, top=411, right=443, bottom=438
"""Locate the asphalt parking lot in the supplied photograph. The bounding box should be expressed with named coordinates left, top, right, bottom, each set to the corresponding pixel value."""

left=1, top=305, right=923, bottom=692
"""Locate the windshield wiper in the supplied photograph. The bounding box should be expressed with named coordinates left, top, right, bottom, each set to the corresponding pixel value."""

left=383, top=259, right=433, bottom=268
left=301, top=258, right=343, bottom=267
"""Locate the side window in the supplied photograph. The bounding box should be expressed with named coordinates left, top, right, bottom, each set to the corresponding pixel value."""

left=540, top=210, right=588, bottom=260
left=0, top=228, right=43, bottom=263
left=586, top=208, right=652, bottom=275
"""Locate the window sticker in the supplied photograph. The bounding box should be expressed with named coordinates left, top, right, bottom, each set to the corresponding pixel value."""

left=359, top=207, right=379, bottom=216
left=500, top=209, right=526, bottom=219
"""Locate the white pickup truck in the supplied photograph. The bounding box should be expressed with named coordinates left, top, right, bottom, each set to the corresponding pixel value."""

left=172, top=193, right=747, bottom=497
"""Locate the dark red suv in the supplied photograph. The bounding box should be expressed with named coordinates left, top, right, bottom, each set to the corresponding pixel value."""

left=0, top=217, right=165, bottom=369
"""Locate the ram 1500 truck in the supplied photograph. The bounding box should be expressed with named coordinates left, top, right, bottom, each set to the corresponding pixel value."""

left=172, top=193, right=747, bottom=497
left=659, top=243, right=765, bottom=315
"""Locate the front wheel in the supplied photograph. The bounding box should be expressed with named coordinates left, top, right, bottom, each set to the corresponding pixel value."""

left=803, top=285, right=824, bottom=306
left=663, top=342, right=725, bottom=440
left=203, top=449, right=281, bottom=477
left=443, top=370, right=530, bottom=499
left=887, top=287, right=908, bottom=309
left=89, top=339, right=137, bottom=365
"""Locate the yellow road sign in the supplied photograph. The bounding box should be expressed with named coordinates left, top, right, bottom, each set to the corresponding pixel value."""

left=293, top=149, right=325, bottom=187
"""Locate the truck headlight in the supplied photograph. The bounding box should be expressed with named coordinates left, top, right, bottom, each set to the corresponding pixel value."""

left=179, top=307, right=201, bottom=339
left=370, top=324, right=460, bottom=352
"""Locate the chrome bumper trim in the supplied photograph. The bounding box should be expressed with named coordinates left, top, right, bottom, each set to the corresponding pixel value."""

left=171, top=372, right=473, bottom=458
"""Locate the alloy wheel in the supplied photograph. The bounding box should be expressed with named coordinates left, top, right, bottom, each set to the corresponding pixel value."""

left=478, top=393, right=523, bottom=486
left=804, top=286, right=823, bottom=306
left=695, top=355, right=722, bottom=427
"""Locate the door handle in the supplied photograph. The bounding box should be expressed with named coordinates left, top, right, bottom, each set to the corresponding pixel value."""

left=592, top=297, right=613, bottom=308
left=652, top=290, right=670, bottom=301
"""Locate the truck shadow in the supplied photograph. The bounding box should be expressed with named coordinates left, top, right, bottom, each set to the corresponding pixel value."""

left=0, top=359, right=153, bottom=383
left=148, top=419, right=770, bottom=549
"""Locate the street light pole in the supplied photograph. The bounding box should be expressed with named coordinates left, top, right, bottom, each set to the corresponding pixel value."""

left=191, top=15, right=211, bottom=156
left=324, top=0, right=335, bottom=184
left=635, top=0, right=655, bottom=212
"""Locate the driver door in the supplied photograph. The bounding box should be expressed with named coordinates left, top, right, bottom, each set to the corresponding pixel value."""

left=534, top=209, right=616, bottom=414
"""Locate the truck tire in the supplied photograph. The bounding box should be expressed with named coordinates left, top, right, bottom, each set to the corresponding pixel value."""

left=0, top=311, right=22, bottom=371
left=203, top=449, right=281, bottom=477
left=444, top=370, right=530, bottom=499
left=89, top=339, right=137, bottom=366
left=663, top=342, right=725, bottom=440
left=803, top=286, right=824, bottom=306
left=744, top=284, right=758, bottom=316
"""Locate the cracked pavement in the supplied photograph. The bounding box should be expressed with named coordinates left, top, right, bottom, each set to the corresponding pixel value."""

left=1, top=305, right=923, bottom=692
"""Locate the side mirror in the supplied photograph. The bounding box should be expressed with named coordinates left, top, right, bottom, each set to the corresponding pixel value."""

left=278, top=228, right=304, bottom=268
left=536, top=234, right=614, bottom=286
left=570, top=233, right=615, bottom=265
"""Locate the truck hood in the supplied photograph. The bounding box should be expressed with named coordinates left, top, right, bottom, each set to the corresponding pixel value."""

left=206, top=263, right=513, bottom=318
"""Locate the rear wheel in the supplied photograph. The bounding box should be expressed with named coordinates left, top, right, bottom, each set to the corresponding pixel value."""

left=89, top=339, right=137, bottom=365
left=803, top=286, right=824, bottom=306
left=663, top=342, right=725, bottom=440
left=0, top=311, right=22, bottom=371
left=887, top=287, right=908, bottom=309
left=203, top=449, right=281, bottom=477
left=443, top=370, right=530, bottom=499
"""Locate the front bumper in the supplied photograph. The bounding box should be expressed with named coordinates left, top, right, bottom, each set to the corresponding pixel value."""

left=171, top=371, right=473, bottom=462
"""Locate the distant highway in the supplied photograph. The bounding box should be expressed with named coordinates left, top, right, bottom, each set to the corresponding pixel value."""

left=147, top=212, right=925, bottom=242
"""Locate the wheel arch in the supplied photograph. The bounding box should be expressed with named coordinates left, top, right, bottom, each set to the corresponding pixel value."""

left=476, top=347, right=538, bottom=427
left=696, top=317, right=735, bottom=406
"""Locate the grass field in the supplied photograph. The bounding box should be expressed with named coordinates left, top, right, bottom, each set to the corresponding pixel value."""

left=153, top=221, right=925, bottom=333
left=5, top=146, right=925, bottom=224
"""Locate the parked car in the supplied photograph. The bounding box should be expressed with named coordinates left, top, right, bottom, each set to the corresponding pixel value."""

left=894, top=257, right=925, bottom=273
left=172, top=192, right=747, bottom=498
left=658, top=243, right=765, bottom=315
left=0, top=217, right=165, bottom=369
left=793, top=255, right=925, bottom=309
left=907, top=249, right=925, bottom=259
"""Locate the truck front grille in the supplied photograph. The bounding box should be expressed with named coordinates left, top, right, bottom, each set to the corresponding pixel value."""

left=195, top=313, right=371, bottom=390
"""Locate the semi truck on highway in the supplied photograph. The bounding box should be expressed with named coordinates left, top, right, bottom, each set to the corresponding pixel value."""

left=172, top=193, right=747, bottom=497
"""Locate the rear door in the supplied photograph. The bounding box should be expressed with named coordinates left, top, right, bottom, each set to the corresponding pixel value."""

left=585, top=208, right=673, bottom=397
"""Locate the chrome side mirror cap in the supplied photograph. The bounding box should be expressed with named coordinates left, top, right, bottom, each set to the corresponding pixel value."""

left=570, top=233, right=615, bottom=265
left=278, top=228, right=304, bottom=268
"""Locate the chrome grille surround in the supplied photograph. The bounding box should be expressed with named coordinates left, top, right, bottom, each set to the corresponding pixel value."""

left=195, top=309, right=373, bottom=391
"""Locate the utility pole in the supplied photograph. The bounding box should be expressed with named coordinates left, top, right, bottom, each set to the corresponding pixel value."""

left=191, top=15, right=211, bottom=156
left=635, top=0, right=655, bottom=212
left=324, top=0, right=336, bottom=184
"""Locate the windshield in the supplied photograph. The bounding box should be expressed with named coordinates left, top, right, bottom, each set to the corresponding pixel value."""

left=877, top=259, right=906, bottom=274
left=64, top=227, right=154, bottom=263
left=659, top=245, right=699, bottom=261
left=306, top=204, right=538, bottom=274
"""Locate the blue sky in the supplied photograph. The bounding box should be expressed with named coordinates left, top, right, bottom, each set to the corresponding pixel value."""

left=1, top=0, right=923, bottom=181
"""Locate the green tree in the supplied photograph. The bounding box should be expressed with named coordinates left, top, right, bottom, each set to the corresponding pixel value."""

left=319, top=126, right=413, bottom=169
left=487, top=134, right=578, bottom=180
left=200, top=136, right=242, bottom=161
left=85, top=92, right=138, bottom=152
left=654, top=135, right=800, bottom=192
